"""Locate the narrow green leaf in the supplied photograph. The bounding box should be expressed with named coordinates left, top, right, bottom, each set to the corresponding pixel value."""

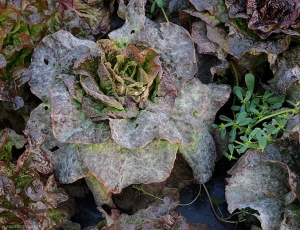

left=231, top=105, right=241, bottom=111
left=228, top=144, right=234, bottom=154
left=151, top=1, right=156, bottom=13
left=245, top=73, right=255, bottom=93
left=267, top=95, right=285, bottom=104
left=271, top=127, right=280, bottom=135
left=229, top=129, right=236, bottom=142
left=236, top=111, right=247, bottom=124
left=233, top=86, right=244, bottom=100
left=245, top=91, right=252, bottom=101
left=219, top=115, right=233, bottom=123
left=238, top=118, right=252, bottom=126
left=271, top=103, right=282, bottom=109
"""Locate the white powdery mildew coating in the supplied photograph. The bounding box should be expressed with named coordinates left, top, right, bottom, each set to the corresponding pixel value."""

left=51, top=80, right=111, bottom=144
left=81, top=140, right=178, bottom=193
left=29, top=30, right=99, bottom=103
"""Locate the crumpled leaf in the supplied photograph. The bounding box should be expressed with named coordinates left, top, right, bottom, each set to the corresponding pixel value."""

left=158, top=78, right=230, bottom=183
left=280, top=204, right=300, bottom=229
left=110, top=110, right=169, bottom=149
left=110, top=0, right=197, bottom=89
left=263, top=46, right=300, bottom=94
left=159, top=78, right=231, bottom=146
left=0, top=128, right=24, bottom=161
left=25, top=103, right=88, bottom=184
left=109, top=0, right=147, bottom=47
left=179, top=128, right=216, bottom=183
left=62, top=0, right=117, bottom=36
left=0, top=128, right=70, bottom=229
left=29, top=30, right=100, bottom=103
left=81, top=140, right=178, bottom=193
left=100, top=198, right=194, bottom=229
left=168, top=0, right=190, bottom=13
left=113, top=153, right=194, bottom=213
left=51, top=77, right=111, bottom=144
left=226, top=136, right=300, bottom=230
left=85, top=171, right=115, bottom=208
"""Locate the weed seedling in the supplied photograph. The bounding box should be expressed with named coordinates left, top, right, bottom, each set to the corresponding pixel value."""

left=213, top=73, right=300, bottom=160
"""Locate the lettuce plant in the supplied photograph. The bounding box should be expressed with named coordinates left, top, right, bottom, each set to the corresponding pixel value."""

left=185, top=0, right=300, bottom=94
left=27, top=0, right=231, bottom=195
left=0, top=128, right=70, bottom=229
left=0, top=0, right=117, bottom=110
left=226, top=0, right=300, bottom=39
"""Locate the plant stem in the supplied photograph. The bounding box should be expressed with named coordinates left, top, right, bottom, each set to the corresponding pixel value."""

left=234, top=140, right=245, bottom=146
left=160, top=7, right=169, bottom=22
left=178, top=184, right=201, bottom=206
left=229, top=61, right=239, bottom=119
left=133, top=185, right=164, bottom=201
left=202, top=183, right=245, bottom=224
left=251, top=109, right=294, bottom=127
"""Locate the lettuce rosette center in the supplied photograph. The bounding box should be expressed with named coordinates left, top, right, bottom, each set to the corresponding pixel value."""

left=72, top=39, right=161, bottom=120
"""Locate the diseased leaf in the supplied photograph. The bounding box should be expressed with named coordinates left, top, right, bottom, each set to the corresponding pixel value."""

left=81, top=140, right=178, bottom=193
left=63, top=0, right=117, bottom=36
left=0, top=54, right=6, bottom=68
left=99, top=198, right=192, bottom=229
left=263, top=46, right=300, bottom=94
left=0, top=128, right=24, bottom=161
left=29, top=30, right=100, bottom=103
left=17, top=146, right=53, bottom=175
left=168, top=0, right=190, bottom=13
left=179, top=128, right=216, bottom=183
left=25, top=104, right=88, bottom=183
left=47, top=143, right=89, bottom=184
left=109, top=0, right=147, bottom=47
left=109, top=110, right=169, bottom=149
left=226, top=137, right=300, bottom=230
left=85, top=171, right=115, bottom=208
left=159, top=78, right=231, bottom=146
left=110, top=1, right=197, bottom=88
left=25, top=179, right=43, bottom=202
left=51, top=78, right=111, bottom=144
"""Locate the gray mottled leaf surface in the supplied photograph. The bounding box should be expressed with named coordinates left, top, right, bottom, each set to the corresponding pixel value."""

left=81, top=140, right=178, bottom=193
left=51, top=78, right=111, bottom=144
left=226, top=137, right=300, bottom=230
left=29, top=30, right=99, bottom=103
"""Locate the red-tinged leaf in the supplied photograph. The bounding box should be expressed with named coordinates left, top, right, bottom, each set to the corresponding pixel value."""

left=130, top=22, right=198, bottom=89
left=0, top=128, right=24, bottom=161
left=110, top=110, right=169, bottom=149
left=47, top=143, right=89, bottom=184
left=0, top=175, right=15, bottom=196
left=17, top=147, right=53, bottom=174
left=81, top=140, right=178, bottom=193
left=159, top=78, right=231, bottom=146
left=80, top=75, right=124, bottom=110
left=61, top=74, right=84, bottom=103
left=226, top=137, right=300, bottom=230
left=73, top=52, right=101, bottom=77
left=25, top=178, right=43, bottom=202
left=99, top=198, right=197, bottom=229
left=51, top=78, right=111, bottom=144
left=29, top=30, right=100, bottom=103
left=263, top=46, right=300, bottom=94
left=42, top=175, right=69, bottom=207
left=11, top=67, right=31, bottom=87
left=0, top=79, right=11, bottom=101
left=0, top=53, right=6, bottom=68
left=7, top=0, right=22, bottom=11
